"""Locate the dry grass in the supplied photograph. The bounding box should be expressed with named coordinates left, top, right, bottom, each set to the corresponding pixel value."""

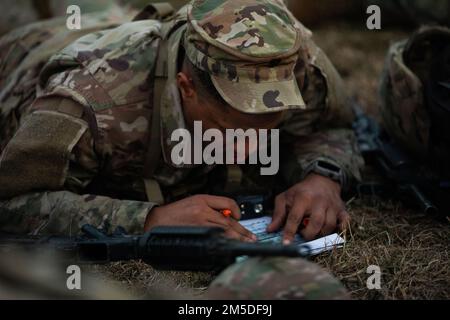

left=311, top=23, right=449, bottom=299
left=90, top=23, right=450, bottom=300
left=89, top=261, right=215, bottom=299
left=314, top=198, right=450, bottom=299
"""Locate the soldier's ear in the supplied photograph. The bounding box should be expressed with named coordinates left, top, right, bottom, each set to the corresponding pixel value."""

left=176, top=72, right=197, bottom=101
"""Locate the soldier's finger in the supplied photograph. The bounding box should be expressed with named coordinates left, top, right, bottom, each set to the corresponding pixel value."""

left=205, top=220, right=238, bottom=240
left=207, top=212, right=256, bottom=241
left=282, top=199, right=308, bottom=244
left=300, top=206, right=326, bottom=241
left=223, top=228, right=254, bottom=242
left=337, top=209, right=351, bottom=232
left=201, top=195, right=241, bottom=220
left=267, top=194, right=287, bottom=233
left=227, top=218, right=257, bottom=242
left=207, top=220, right=254, bottom=242
left=319, top=209, right=337, bottom=236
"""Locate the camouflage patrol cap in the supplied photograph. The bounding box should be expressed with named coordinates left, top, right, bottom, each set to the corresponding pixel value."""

left=185, top=0, right=305, bottom=114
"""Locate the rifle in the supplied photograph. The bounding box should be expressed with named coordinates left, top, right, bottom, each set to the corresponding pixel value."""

left=352, top=103, right=450, bottom=220
left=0, top=224, right=311, bottom=272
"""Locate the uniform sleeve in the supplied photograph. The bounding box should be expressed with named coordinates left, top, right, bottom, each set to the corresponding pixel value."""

left=279, top=38, right=364, bottom=191
left=280, top=128, right=363, bottom=191
left=0, top=97, right=156, bottom=235
left=0, top=191, right=153, bottom=236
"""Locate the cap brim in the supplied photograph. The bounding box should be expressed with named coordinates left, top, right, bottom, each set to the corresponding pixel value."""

left=210, top=75, right=306, bottom=114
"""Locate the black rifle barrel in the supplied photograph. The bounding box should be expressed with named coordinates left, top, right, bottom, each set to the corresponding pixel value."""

left=224, top=241, right=308, bottom=257
left=0, top=226, right=311, bottom=272
left=405, top=184, right=438, bottom=215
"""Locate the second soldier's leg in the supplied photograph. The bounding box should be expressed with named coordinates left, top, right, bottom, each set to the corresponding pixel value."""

left=202, top=257, right=350, bottom=300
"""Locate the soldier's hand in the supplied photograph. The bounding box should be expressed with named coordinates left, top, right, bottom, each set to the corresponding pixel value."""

left=267, top=174, right=350, bottom=243
left=144, top=195, right=257, bottom=242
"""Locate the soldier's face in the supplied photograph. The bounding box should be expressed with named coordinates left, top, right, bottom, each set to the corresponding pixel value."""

left=177, top=71, right=284, bottom=132
left=189, top=100, right=283, bottom=160
left=183, top=87, right=284, bottom=131
left=177, top=69, right=284, bottom=160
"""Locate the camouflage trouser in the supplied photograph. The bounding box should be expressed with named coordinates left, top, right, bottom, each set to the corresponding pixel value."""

left=205, top=257, right=349, bottom=300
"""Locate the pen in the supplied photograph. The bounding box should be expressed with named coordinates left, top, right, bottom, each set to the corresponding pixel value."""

left=220, top=209, right=232, bottom=218
left=301, top=217, right=310, bottom=228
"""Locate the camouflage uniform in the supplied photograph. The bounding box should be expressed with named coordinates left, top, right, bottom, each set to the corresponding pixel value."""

left=205, top=257, right=349, bottom=300
left=0, top=0, right=361, bottom=299
left=380, top=26, right=450, bottom=178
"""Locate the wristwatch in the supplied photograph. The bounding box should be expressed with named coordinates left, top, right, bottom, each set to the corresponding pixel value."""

left=301, top=159, right=346, bottom=189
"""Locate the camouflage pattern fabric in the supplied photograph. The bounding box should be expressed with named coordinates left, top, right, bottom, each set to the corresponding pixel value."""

left=185, top=0, right=306, bottom=114
left=0, top=191, right=149, bottom=236
left=380, top=26, right=450, bottom=178
left=0, top=4, right=138, bottom=153
left=205, top=257, right=349, bottom=300
left=379, top=38, right=430, bottom=160
left=0, top=0, right=363, bottom=235
left=0, top=0, right=360, bottom=300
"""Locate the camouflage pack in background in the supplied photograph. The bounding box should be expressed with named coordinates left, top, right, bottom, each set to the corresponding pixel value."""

left=380, top=26, right=450, bottom=178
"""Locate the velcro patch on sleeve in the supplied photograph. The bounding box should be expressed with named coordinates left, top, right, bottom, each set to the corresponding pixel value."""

left=0, top=111, right=88, bottom=199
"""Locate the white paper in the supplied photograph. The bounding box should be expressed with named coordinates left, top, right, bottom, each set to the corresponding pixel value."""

left=240, top=216, right=345, bottom=256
